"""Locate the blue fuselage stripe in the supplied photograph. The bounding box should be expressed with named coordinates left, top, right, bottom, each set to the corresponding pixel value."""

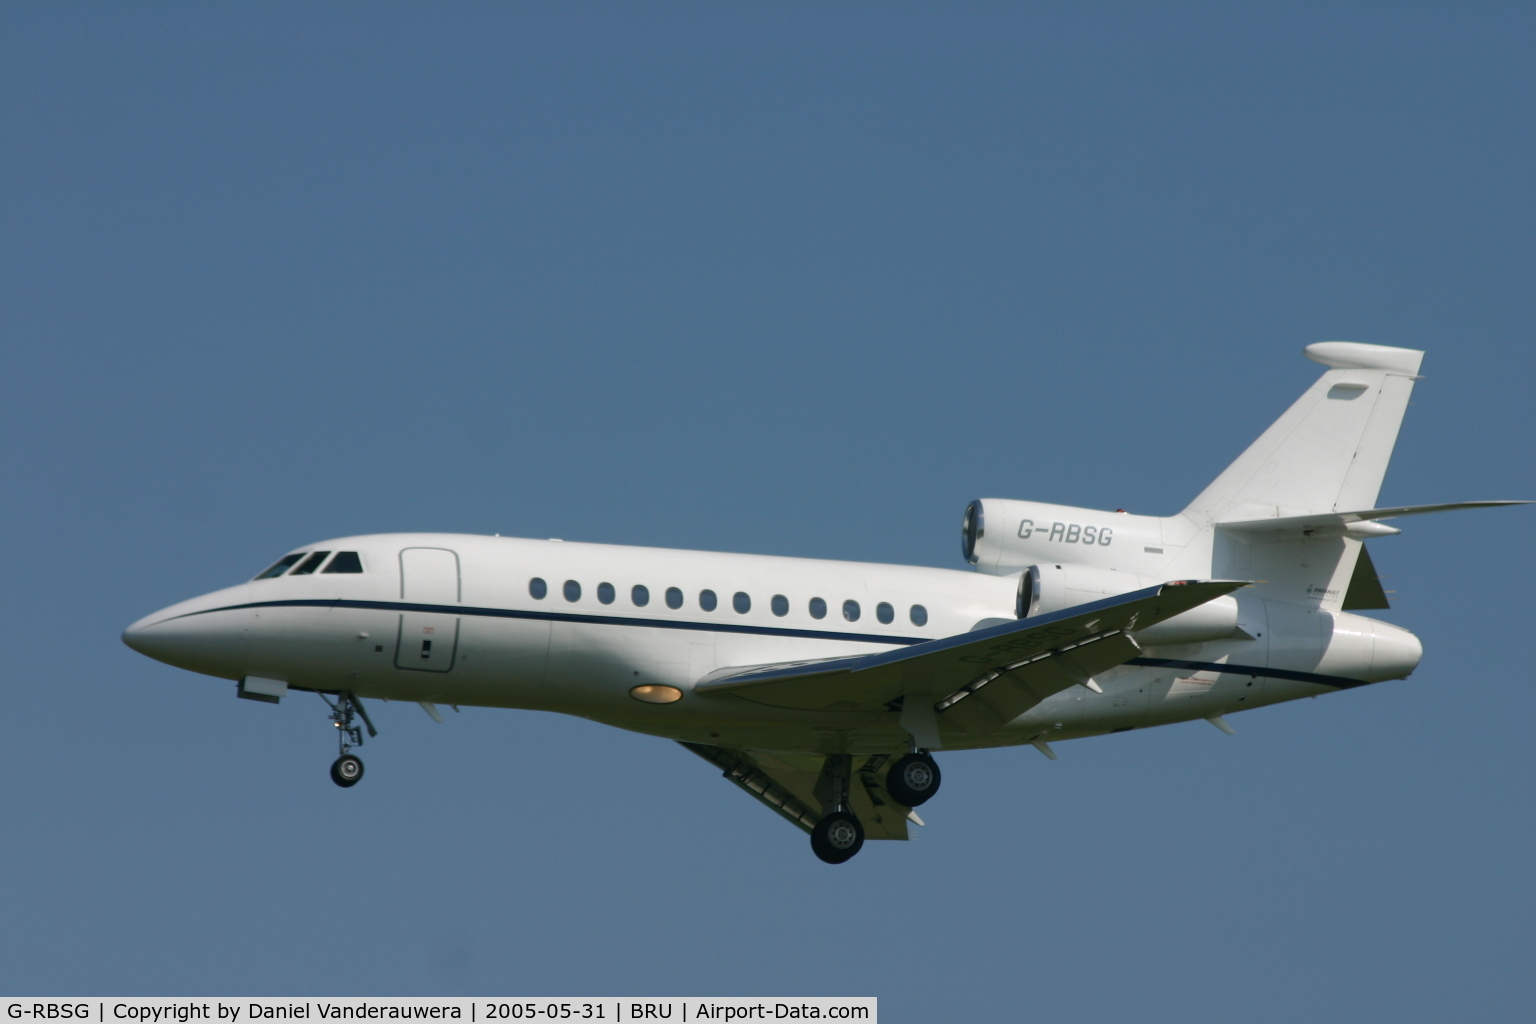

left=1126, top=656, right=1367, bottom=689
left=176, top=598, right=930, bottom=647
left=170, top=603, right=1368, bottom=688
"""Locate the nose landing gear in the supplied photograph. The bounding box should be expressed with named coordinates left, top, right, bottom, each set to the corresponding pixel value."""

left=330, top=753, right=364, bottom=787
left=319, top=691, right=376, bottom=789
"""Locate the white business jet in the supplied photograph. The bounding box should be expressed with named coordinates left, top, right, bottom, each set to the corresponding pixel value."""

left=123, top=342, right=1524, bottom=863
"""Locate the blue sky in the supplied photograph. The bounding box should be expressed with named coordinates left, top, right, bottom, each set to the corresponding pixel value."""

left=1, top=3, right=1532, bottom=1020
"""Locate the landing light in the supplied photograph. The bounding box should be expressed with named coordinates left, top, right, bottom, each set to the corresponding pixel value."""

left=630, top=684, right=683, bottom=704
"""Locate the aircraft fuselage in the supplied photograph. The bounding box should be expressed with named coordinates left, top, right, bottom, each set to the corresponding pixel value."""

left=123, top=531, right=1413, bottom=755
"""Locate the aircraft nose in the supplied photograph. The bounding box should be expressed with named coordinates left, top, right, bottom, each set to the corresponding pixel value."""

left=122, top=586, right=251, bottom=679
left=122, top=612, right=177, bottom=661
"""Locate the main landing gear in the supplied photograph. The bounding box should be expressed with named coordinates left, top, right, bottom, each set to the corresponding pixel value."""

left=806, top=750, right=944, bottom=864
left=810, top=755, right=865, bottom=864
left=319, top=691, right=376, bottom=788
left=885, top=752, right=941, bottom=807
left=811, top=812, right=864, bottom=864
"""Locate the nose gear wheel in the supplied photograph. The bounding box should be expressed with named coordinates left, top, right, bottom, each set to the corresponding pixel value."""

left=330, top=754, right=364, bottom=787
left=319, top=691, right=376, bottom=788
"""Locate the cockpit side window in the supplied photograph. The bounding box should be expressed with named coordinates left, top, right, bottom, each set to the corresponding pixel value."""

left=322, top=551, right=364, bottom=574
left=289, top=551, right=331, bottom=576
left=255, top=553, right=305, bottom=579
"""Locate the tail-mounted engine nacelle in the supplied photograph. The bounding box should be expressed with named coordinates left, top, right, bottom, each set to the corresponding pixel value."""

left=1020, top=562, right=1243, bottom=646
left=961, top=497, right=1165, bottom=575
left=1020, top=562, right=1158, bottom=617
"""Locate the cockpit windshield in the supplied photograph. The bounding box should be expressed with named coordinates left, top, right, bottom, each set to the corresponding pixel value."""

left=254, top=550, right=366, bottom=579
left=289, top=551, right=331, bottom=575
left=254, top=553, right=305, bottom=579
left=323, top=551, right=364, bottom=573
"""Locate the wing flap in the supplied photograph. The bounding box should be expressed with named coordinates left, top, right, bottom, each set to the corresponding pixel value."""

left=937, top=631, right=1142, bottom=733
left=680, top=744, right=910, bottom=840
left=698, top=580, right=1247, bottom=725
left=680, top=742, right=821, bottom=833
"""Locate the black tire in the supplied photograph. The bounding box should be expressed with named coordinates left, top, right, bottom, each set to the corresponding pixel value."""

left=886, top=753, right=941, bottom=807
left=330, top=754, right=364, bottom=788
left=810, top=811, right=864, bottom=864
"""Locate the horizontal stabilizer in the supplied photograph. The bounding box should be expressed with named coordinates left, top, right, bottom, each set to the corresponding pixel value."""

left=1218, top=500, right=1528, bottom=534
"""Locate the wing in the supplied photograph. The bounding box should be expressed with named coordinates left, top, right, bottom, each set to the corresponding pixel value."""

left=679, top=743, right=912, bottom=840
left=697, top=580, right=1247, bottom=734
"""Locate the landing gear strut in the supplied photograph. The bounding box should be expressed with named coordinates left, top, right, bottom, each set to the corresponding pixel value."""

left=810, top=754, right=865, bottom=864
left=319, top=691, right=376, bottom=788
left=886, top=752, right=941, bottom=807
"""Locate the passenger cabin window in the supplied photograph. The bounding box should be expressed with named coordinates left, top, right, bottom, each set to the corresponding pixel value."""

left=876, top=602, right=894, bottom=624
left=632, top=585, right=650, bottom=607
left=290, top=551, right=331, bottom=575
left=529, top=577, right=548, bottom=599
left=255, top=554, right=304, bottom=579
left=597, top=582, right=616, bottom=605
left=843, top=600, right=861, bottom=622
left=733, top=592, right=751, bottom=614
left=665, top=587, right=683, bottom=609
left=809, top=597, right=827, bottom=619
left=771, top=594, right=789, bottom=617
left=322, top=551, right=364, bottom=574
left=699, top=589, right=718, bottom=612
left=564, top=580, right=581, bottom=602
left=910, top=604, right=928, bottom=627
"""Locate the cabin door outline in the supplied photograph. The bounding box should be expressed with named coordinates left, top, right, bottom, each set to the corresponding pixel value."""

left=396, top=547, right=461, bottom=673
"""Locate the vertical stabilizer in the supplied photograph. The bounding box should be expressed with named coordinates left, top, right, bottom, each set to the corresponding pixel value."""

left=1182, top=342, right=1424, bottom=524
